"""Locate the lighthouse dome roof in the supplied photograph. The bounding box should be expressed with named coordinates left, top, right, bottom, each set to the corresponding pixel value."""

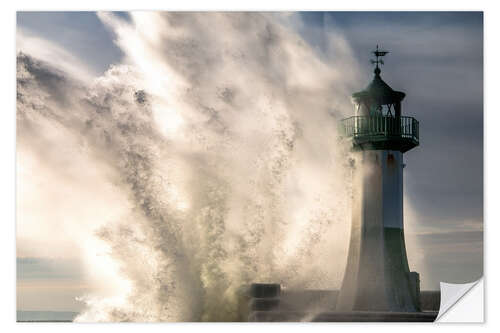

left=352, top=68, right=406, bottom=106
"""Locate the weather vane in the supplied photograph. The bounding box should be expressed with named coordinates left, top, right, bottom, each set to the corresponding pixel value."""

left=370, top=44, right=389, bottom=69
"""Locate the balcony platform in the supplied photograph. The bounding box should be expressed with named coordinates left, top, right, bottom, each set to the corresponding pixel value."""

left=341, top=116, right=419, bottom=153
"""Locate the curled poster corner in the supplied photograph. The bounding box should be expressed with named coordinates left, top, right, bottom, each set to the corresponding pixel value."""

left=435, top=278, right=484, bottom=322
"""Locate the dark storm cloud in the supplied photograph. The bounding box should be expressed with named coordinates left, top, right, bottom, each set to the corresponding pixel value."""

left=294, top=12, right=483, bottom=287
left=300, top=11, right=482, bottom=28
left=298, top=11, right=483, bottom=228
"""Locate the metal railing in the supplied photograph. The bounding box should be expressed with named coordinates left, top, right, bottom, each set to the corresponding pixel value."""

left=341, top=116, right=419, bottom=142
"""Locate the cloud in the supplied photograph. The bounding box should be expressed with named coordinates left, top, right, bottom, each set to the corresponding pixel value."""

left=17, top=12, right=125, bottom=75
left=17, top=29, right=97, bottom=83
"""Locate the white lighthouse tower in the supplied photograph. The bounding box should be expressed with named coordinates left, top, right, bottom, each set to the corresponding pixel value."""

left=336, top=46, right=420, bottom=312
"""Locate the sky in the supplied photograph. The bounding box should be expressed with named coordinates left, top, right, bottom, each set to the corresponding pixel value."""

left=16, top=11, right=483, bottom=317
left=295, top=11, right=483, bottom=290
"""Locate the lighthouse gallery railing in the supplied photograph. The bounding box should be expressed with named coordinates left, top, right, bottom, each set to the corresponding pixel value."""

left=341, top=116, right=419, bottom=143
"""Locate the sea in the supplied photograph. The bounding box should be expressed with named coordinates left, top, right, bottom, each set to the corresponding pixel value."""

left=17, top=311, right=79, bottom=322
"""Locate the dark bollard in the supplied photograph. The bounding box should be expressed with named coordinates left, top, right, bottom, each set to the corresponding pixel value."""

left=250, top=297, right=280, bottom=311
left=248, top=283, right=281, bottom=320
left=250, top=283, right=281, bottom=299
left=409, top=271, right=421, bottom=311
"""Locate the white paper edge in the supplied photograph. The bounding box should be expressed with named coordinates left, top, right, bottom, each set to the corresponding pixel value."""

left=435, top=277, right=484, bottom=322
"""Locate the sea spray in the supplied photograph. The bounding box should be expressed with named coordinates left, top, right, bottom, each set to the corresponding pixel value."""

left=16, top=12, right=361, bottom=321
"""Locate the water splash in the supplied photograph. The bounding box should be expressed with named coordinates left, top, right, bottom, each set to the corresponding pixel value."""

left=16, top=12, right=361, bottom=321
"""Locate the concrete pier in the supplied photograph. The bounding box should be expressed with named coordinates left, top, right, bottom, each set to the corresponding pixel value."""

left=249, top=310, right=437, bottom=322
left=245, top=284, right=439, bottom=322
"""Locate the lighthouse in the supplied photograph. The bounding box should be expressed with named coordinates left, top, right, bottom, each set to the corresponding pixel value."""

left=246, top=47, right=438, bottom=322
left=336, top=46, right=421, bottom=312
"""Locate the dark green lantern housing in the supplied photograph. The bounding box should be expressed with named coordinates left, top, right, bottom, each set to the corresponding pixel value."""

left=352, top=66, right=406, bottom=114
left=341, top=47, right=419, bottom=153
